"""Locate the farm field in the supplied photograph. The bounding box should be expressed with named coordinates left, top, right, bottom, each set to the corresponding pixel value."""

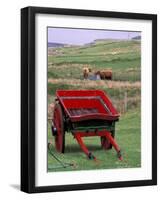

left=48, top=40, right=141, bottom=82
left=47, top=39, right=141, bottom=172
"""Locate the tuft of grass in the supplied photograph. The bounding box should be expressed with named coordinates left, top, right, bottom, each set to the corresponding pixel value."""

left=48, top=71, right=59, bottom=78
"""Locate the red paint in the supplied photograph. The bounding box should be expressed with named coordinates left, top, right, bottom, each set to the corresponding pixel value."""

left=74, top=130, right=122, bottom=160
left=56, top=90, right=119, bottom=122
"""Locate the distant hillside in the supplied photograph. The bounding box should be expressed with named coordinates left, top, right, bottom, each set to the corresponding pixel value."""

left=132, top=35, right=141, bottom=40
left=48, top=42, right=65, bottom=48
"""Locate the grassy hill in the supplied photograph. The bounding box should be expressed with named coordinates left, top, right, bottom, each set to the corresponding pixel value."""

left=48, top=39, right=141, bottom=82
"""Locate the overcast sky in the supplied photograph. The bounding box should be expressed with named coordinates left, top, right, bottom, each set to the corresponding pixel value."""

left=48, top=27, right=141, bottom=45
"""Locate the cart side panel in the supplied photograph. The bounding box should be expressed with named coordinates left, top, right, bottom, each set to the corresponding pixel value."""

left=56, top=90, right=119, bottom=116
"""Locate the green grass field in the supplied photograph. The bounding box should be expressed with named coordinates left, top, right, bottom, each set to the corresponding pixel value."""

left=48, top=108, right=141, bottom=172
left=47, top=39, right=141, bottom=172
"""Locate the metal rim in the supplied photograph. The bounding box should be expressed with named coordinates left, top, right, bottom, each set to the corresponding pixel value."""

left=53, top=103, right=65, bottom=153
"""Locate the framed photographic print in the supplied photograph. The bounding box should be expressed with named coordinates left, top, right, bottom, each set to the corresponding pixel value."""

left=21, top=6, right=157, bottom=193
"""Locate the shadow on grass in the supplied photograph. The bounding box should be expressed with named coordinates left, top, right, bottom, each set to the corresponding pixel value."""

left=64, top=144, right=102, bottom=153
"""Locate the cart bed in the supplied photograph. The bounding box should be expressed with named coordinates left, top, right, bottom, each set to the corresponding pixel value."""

left=56, top=90, right=119, bottom=122
left=69, top=108, right=99, bottom=116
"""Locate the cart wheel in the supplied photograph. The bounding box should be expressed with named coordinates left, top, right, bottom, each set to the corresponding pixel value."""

left=53, top=103, right=65, bottom=153
left=100, top=136, right=112, bottom=150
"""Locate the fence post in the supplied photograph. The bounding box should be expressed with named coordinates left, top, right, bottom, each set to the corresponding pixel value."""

left=124, top=91, right=127, bottom=113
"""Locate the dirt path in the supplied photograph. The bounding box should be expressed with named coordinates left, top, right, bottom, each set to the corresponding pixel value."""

left=48, top=78, right=141, bottom=89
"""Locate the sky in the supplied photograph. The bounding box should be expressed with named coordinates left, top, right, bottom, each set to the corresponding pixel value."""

left=48, top=27, right=141, bottom=45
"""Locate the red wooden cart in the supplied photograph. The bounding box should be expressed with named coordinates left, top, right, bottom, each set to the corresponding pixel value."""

left=51, top=90, right=122, bottom=160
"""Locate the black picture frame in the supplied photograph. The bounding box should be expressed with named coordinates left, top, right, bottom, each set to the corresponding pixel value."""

left=21, top=6, right=157, bottom=193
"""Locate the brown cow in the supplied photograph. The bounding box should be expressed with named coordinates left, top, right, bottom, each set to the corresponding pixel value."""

left=95, top=70, right=112, bottom=80
left=83, top=67, right=92, bottom=79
